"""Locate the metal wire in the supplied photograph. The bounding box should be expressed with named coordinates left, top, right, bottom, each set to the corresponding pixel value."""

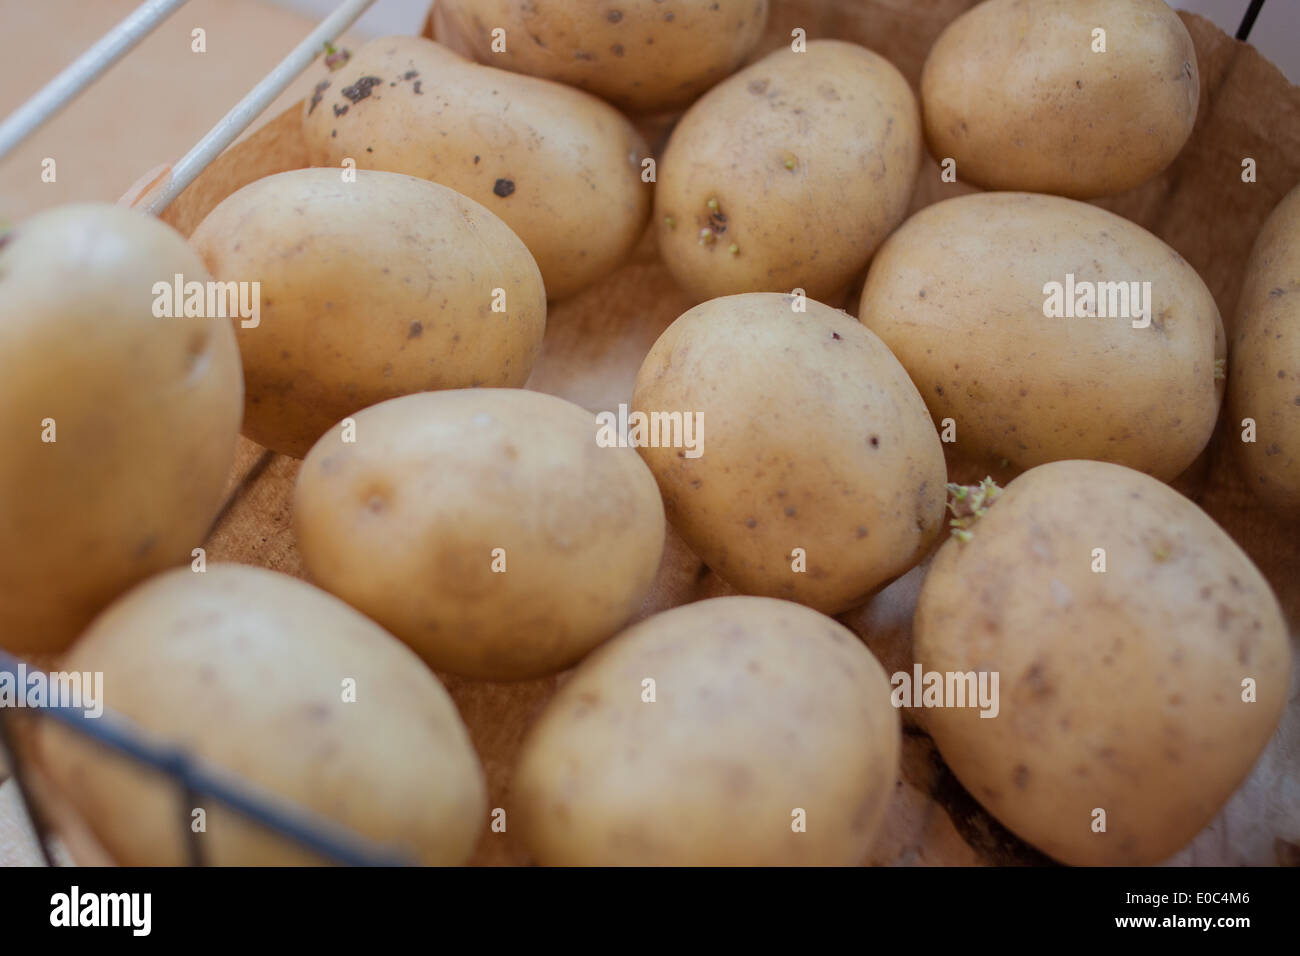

left=0, top=0, right=193, bottom=163
left=2, top=649, right=413, bottom=866
left=139, top=0, right=378, bottom=215
left=1236, top=0, right=1267, bottom=42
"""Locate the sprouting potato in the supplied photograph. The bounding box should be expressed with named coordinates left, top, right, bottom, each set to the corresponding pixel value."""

left=915, top=461, right=1291, bottom=865
left=301, top=36, right=651, bottom=301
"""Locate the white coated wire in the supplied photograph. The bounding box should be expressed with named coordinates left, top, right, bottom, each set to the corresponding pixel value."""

left=139, top=0, right=379, bottom=215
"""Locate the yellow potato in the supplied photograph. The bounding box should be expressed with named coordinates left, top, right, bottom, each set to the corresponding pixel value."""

left=915, top=461, right=1291, bottom=865
left=294, top=389, right=665, bottom=680
left=922, top=0, right=1199, bottom=198
left=435, top=0, right=770, bottom=114
left=301, top=36, right=650, bottom=301
left=859, top=192, right=1224, bottom=481
left=189, top=168, right=546, bottom=459
left=514, top=596, right=900, bottom=865
left=41, top=564, right=486, bottom=866
left=632, top=293, right=946, bottom=613
left=655, top=39, right=921, bottom=303
left=1229, top=183, right=1300, bottom=514
left=0, top=204, right=242, bottom=655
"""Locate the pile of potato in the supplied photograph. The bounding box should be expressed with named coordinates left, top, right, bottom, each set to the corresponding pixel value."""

left=1, top=0, right=1296, bottom=867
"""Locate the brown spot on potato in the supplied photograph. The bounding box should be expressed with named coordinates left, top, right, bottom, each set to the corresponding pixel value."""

left=408, top=321, right=423, bottom=339
left=1022, top=662, right=1054, bottom=698
left=1012, top=765, right=1029, bottom=789
left=308, top=80, right=330, bottom=115
left=341, top=75, right=382, bottom=104
left=493, top=178, right=516, bottom=198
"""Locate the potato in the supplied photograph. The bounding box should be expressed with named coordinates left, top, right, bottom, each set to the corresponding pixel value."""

left=859, top=192, right=1224, bottom=481
left=301, top=36, right=650, bottom=301
left=0, top=204, right=242, bottom=655
left=915, top=461, right=1291, bottom=866
left=40, top=564, right=486, bottom=866
left=189, top=168, right=546, bottom=459
left=1229, top=183, right=1300, bottom=514
left=921, top=0, right=1199, bottom=198
left=294, top=388, right=665, bottom=680
left=435, top=0, right=769, bottom=115
left=655, top=39, right=921, bottom=303
left=514, top=596, right=899, bottom=865
left=632, top=292, right=946, bottom=614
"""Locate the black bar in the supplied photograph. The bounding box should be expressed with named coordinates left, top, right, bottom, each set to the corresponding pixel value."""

left=1236, top=0, right=1266, bottom=41
left=0, top=866, right=1287, bottom=943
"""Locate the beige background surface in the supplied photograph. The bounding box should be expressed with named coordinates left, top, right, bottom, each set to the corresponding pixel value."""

left=0, top=0, right=363, bottom=222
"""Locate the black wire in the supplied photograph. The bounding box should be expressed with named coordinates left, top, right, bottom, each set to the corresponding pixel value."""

left=1236, top=0, right=1266, bottom=41
left=1, top=650, right=411, bottom=866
